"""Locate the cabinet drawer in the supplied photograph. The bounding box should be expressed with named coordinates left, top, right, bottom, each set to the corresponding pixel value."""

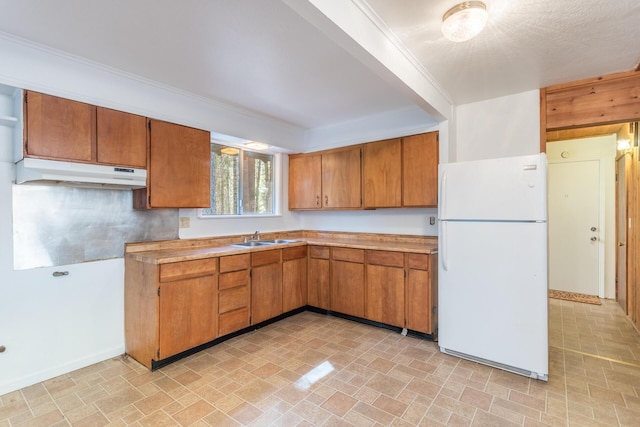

left=219, top=286, right=249, bottom=313
left=366, top=250, right=404, bottom=267
left=219, top=269, right=249, bottom=290
left=252, top=249, right=281, bottom=267
left=219, top=308, right=250, bottom=336
left=407, top=253, right=429, bottom=271
left=309, top=246, right=330, bottom=259
left=159, top=258, right=217, bottom=282
left=220, top=253, right=250, bottom=273
left=283, top=245, right=307, bottom=261
left=332, top=247, right=364, bottom=263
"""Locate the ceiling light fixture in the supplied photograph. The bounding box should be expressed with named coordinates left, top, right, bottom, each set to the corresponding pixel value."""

left=442, top=1, right=488, bottom=43
left=244, top=141, right=269, bottom=150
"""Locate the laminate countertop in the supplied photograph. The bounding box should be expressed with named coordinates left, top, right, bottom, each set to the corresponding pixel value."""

left=126, top=232, right=438, bottom=265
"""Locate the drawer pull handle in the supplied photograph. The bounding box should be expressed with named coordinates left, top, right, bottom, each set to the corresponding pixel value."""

left=52, top=271, right=69, bottom=277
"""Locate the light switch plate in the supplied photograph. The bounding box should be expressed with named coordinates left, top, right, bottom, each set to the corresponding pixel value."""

left=179, top=217, right=190, bottom=228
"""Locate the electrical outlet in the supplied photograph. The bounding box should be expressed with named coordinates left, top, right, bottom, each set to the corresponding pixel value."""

left=179, top=217, right=190, bottom=228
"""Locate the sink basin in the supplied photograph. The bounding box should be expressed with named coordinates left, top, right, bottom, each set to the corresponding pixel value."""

left=231, top=241, right=272, bottom=247
left=260, top=239, right=299, bottom=244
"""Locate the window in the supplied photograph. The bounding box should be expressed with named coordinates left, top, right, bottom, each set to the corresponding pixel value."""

left=201, top=144, right=275, bottom=216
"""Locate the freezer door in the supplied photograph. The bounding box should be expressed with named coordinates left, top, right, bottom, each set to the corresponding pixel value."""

left=438, top=153, right=547, bottom=221
left=438, top=221, right=548, bottom=378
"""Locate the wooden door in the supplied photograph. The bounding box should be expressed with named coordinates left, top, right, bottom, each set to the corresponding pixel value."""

left=322, top=147, right=362, bottom=209
left=289, top=154, right=322, bottom=209
left=365, top=251, right=404, bottom=327
left=405, top=254, right=432, bottom=334
left=158, top=276, right=217, bottom=359
left=145, top=119, right=210, bottom=208
left=402, top=132, right=439, bottom=207
left=251, top=250, right=282, bottom=325
left=616, top=154, right=630, bottom=312
left=331, top=248, right=365, bottom=317
left=308, top=246, right=330, bottom=309
left=25, top=91, right=95, bottom=162
left=363, top=138, right=402, bottom=208
left=96, top=107, right=147, bottom=168
left=282, top=246, right=307, bottom=312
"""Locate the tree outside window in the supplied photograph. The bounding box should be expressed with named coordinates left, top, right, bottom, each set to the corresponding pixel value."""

left=201, top=144, right=274, bottom=216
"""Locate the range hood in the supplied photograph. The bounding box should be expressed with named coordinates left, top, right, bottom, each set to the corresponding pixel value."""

left=15, top=158, right=147, bottom=190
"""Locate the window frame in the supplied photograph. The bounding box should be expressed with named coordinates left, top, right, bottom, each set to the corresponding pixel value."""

left=198, top=144, right=282, bottom=218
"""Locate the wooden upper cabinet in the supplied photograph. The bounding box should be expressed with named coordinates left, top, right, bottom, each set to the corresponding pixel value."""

left=24, top=91, right=147, bottom=168
left=96, top=107, right=147, bottom=168
left=322, top=147, right=362, bottom=209
left=136, top=119, right=211, bottom=209
left=402, top=131, right=439, bottom=207
left=363, top=138, right=402, bottom=208
left=25, top=91, right=95, bottom=162
left=289, top=154, right=322, bottom=209
left=288, top=146, right=362, bottom=210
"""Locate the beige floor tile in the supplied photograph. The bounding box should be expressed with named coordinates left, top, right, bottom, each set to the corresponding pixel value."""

left=2, top=299, right=640, bottom=426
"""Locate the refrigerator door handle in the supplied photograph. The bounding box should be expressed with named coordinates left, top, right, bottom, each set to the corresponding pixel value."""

left=441, top=221, right=449, bottom=271
left=440, top=171, right=447, bottom=219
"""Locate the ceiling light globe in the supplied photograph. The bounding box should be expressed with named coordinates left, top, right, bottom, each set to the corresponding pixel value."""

left=442, top=1, right=488, bottom=42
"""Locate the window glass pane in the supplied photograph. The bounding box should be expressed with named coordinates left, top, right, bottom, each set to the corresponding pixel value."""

left=202, top=144, right=239, bottom=215
left=242, top=150, right=274, bottom=214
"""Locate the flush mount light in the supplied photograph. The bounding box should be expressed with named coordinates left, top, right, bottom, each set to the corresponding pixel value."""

left=244, top=141, right=269, bottom=150
left=442, top=1, right=488, bottom=42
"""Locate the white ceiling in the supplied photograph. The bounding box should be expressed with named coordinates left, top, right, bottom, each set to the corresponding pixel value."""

left=0, top=0, right=638, bottom=137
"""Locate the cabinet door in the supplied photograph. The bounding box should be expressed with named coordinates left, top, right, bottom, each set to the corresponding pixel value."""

left=289, top=154, right=322, bottom=209
left=403, top=132, right=439, bottom=207
left=308, top=246, right=330, bottom=309
left=366, top=251, right=405, bottom=327
left=251, top=250, right=282, bottom=325
left=405, top=253, right=433, bottom=334
left=158, top=276, right=217, bottom=359
left=282, top=246, right=308, bottom=312
left=322, top=147, right=362, bottom=209
left=25, top=91, right=95, bottom=162
left=144, top=119, right=211, bottom=208
left=331, top=249, right=365, bottom=318
left=363, top=138, right=402, bottom=208
left=96, top=107, right=147, bottom=168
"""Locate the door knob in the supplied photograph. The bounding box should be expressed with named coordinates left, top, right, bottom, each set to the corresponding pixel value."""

left=590, top=237, right=597, bottom=242
left=590, top=227, right=597, bottom=232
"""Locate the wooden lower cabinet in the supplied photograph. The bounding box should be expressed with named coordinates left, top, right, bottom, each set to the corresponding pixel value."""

left=282, top=246, right=307, bottom=312
left=251, top=249, right=283, bottom=324
left=218, top=254, right=251, bottom=336
left=331, top=247, right=365, bottom=317
left=308, top=246, right=330, bottom=309
left=125, top=257, right=218, bottom=369
left=366, top=250, right=405, bottom=328
left=405, top=253, right=438, bottom=335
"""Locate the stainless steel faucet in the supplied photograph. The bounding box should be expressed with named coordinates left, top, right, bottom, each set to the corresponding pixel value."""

left=251, top=230, right=260, bottom=241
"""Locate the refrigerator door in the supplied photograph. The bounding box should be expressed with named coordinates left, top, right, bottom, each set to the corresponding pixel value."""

left=438, top=220, right=548, bottom=380
left=439, top=153, right=547, bottom=221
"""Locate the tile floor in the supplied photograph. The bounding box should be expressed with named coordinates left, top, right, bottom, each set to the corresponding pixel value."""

left=1, top=298, right=640, bottom=426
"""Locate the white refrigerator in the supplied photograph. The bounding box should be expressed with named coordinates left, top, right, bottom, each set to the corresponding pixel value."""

left=438, top=153, right=548, bottom=381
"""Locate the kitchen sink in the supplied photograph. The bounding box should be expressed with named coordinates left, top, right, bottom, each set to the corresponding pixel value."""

left=260, top=239, right=299, bottom=244
left=231, top=241, right=272, bottom=247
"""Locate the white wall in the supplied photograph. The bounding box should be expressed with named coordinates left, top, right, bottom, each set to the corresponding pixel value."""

left=455, top=90, right=540, bottom=162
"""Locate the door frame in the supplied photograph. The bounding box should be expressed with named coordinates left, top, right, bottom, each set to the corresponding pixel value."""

left=546, top=137, right=616, bottom=298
